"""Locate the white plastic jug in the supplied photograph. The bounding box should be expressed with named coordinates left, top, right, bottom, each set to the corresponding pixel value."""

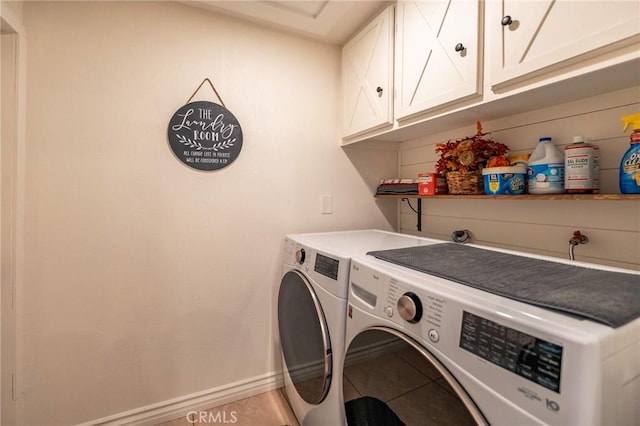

left=527, top=137, right=565, bottom=194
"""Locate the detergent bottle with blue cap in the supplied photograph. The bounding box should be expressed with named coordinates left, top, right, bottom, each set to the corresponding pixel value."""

left=620, top=113, right=640, bottom=194
left=527, top=137, right=565, bottom=194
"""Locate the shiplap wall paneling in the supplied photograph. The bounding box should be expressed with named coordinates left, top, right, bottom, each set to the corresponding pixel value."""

left=399, top=200, right=639, bottom=269
left=398, top=87, right=640, bottom=270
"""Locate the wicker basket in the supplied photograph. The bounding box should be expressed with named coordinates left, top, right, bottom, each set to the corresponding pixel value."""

left=445, top=171, right=484, bottom=195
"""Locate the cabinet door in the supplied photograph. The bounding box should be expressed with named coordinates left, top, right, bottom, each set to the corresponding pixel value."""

left=342, top=5, right=394, bottom=138
left=394, top=0, right=482, bottom=121
left=490, top=0, right=640, bottom=90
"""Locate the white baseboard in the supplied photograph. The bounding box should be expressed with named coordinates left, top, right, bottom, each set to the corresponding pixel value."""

left=77, top=371, right=284, bottom=426
left=76, top=338, right=403, bottom=426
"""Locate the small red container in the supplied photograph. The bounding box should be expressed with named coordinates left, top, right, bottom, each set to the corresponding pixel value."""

left=418, top=173, right=448, bottom=196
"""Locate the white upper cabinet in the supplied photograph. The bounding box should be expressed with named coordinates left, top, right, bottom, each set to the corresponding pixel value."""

left=489, top=0, right=640, bottom=90
left=342, top=5, right=395, bottom=138
left=341, top=0, right=639, bottom=144
left=394, top=0, right=482, bottom=121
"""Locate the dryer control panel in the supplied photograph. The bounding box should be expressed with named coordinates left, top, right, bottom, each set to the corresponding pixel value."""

left=284, top=239, right=351, bottom=299
left=314, top=253, right=339, bottom=280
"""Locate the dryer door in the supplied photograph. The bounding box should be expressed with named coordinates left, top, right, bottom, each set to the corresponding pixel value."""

left=278, top=270, right=332, bottom=405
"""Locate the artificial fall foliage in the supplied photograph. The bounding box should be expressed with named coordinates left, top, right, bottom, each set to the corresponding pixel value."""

left=435, top=122, right=509, bottom=175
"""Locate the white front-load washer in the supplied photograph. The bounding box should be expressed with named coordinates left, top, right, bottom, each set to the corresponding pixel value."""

left=277, top=230, right=444, bottom=425
left=341, top=247, right=640, bottom=426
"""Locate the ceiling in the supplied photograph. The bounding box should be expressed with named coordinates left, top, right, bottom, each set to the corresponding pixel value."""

left=182, top=1, right=389, bottom=45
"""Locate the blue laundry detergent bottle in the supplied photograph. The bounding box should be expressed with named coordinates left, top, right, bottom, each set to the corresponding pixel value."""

left=620, top=113, right=640, bottom=194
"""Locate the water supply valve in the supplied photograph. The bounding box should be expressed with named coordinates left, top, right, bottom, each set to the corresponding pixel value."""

left=569, top=230, right=589, bottom=260
left=570, top=230, right=589, bottom=246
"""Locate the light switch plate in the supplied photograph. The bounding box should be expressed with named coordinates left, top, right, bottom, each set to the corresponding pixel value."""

left=321, top=195, right=333, bottom=214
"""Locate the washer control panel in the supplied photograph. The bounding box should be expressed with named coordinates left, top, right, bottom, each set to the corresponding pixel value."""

left=383, top=275, right=447, bottom=347
left=459, top=310, right=563, bottom=393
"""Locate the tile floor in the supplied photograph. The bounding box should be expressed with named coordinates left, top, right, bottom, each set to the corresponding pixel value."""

left=343, top=338, right=477, bottom=426
left=157, top=389, right=298, bottom=426
left=159, top=336, right=477, bottom=426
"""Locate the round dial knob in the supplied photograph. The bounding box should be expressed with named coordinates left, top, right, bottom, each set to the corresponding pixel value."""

left=295, top=248, right=306, bottom=265
left=397, top=292, right=423, bottom=323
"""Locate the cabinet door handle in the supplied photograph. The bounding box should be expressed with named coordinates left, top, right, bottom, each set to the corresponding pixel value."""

left=501, top=15, right=513, bottom=26
left=376, top=86, right=383, bottom=96
left=454, top=43, right=465, bottom=52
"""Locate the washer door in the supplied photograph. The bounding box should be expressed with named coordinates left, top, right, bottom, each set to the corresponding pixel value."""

left=278, top=270, right=332, bottom=405
left=343, top=328, right=487, bottom=425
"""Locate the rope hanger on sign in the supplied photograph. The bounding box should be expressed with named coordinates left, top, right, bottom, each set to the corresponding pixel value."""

left=187, top=77, right=226, bottom=107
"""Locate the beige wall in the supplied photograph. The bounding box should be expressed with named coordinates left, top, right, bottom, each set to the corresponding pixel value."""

left=2, top=3, right=27, bottom=425
left=1, top=25, right=18, bottom=426
left=21, top=2, right=396, bottom=424
left=399, top=87, right=640, bottom=270
left=1, top=1, right=22, bottom=22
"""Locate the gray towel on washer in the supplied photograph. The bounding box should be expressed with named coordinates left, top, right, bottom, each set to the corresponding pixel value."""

left=367, top=243, right=640, bottom=328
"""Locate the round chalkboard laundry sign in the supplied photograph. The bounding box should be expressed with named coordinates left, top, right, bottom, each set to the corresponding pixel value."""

left=168, top=101, right=243, bottom=171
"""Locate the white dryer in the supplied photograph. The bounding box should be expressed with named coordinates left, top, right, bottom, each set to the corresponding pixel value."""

left=341, top=246, right=640, bottom=425
left=277, top=230, right=443, bottom=425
